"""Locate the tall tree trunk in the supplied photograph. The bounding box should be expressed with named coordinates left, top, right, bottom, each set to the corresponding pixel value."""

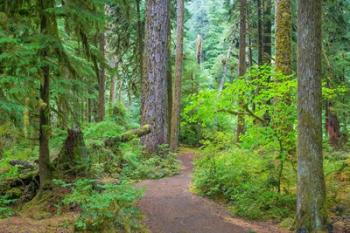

left=297, top=0, right=328, bottom=231
left=257, top=0, right=263, bottom=65
left=195, top=35, right=203, bottom=65
left=109, top=60, right=118, bottom=106
left=97, top=32, right=106, bottom=122
left=275, top=0, right=292, bottom=74
left=170, top=0, right=184, bottom=152
left=218, top=46, right=232, bottom=92
left=167, top=2, right=173, bottom=144
left=141, top=0, right=169, bottom=153
left=38, top=0, right=55, bottom=190
left=136, top=0, right=144, bottom=80
left=110, top=76, right=116, bottom=105
left=236, top=0, right=247, bottom=142
left=262, top=0, right=272, bottom=64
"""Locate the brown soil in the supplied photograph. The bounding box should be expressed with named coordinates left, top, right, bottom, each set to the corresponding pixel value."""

left=137, top=150, right=290, bottom=233
left=0, top=212, right=76, bottom=233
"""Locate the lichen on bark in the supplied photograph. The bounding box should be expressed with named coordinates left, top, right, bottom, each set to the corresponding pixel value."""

left=275, top=0, right=292, bottom=75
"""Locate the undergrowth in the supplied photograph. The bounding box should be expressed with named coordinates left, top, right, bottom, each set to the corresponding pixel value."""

left=193, top=148, right=295, bottom=221
left=54, top=179, right=146, bottom=233
left=193, top=145, right=350, bottom=225
left=0, top=118, right=181, bottom=233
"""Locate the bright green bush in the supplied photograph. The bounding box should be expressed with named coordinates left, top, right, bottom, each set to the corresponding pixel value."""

left=193, top=148, right=295, bottom=221
left=84, top=121, right=125, bottom=145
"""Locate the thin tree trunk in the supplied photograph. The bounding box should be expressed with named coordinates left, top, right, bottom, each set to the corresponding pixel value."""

left=87, top=98, right=92, bottom=122
left=257, top=0, right=263, bottom=65
left=170, top=0, right=184, bottom=151
left=236, top=0, right=247, bottom=142
left=195, top=35, right=203, bottom=65
left=97, top=32, right=106, bottom=122
left=117, top=78, right=123, bottom=102
left=248, top=36, right=253, bottom=67
left=141, top=0, right=169, bottom=153
left=262, top=0, right=272, bottom=65
left=167, top=2, right=173, bottom=144
left=23, top=97, right=30, bottom=138
left=136, top=0, right=144, bottom=79
left=110, top=76, right=116, bottom=105
left=218, top=46, right=232, bottom=92
left=110, top=61, right=118, bottom=105
left=296, top=0, right=327, bottom=231
left=38, top=0, right=55, bottom=190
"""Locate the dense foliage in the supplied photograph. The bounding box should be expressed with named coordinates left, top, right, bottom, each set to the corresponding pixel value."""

left=0, top=0, right=349, bottom=232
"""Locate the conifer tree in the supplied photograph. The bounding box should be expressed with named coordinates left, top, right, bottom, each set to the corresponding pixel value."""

left=141, top=0, right=170, bottom=153
left=170, top=0, right=185, bottom=151
left=296, top=0, right=328, bottom=231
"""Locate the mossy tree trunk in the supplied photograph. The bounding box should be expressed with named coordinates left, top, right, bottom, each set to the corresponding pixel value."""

left=141, top=0, right=169, bottom=153
left=167, top=2, right=173, bottom=145
left=257, top=0, right=263, bottom=65
left=236, top=0, right=247, bottom=142
left=97, top=32, right=106, bottom=122
left=136, top=0, right=144, bottom=82
left=296, top=0, right=328, bottom=232
left=275, top=0, right=292, bottom=75
left=38, top=0, right=57, bottom=190
left=262, top=0, right=272, bottom=65
left=274, top=0, right=294, bottom=195
left=170, top=0, right=185, bottom=152
left=55, top=128, right=88, bottom=175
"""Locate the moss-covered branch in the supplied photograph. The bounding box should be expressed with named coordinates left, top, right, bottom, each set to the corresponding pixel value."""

left=105, top=125, right=151, bottom=147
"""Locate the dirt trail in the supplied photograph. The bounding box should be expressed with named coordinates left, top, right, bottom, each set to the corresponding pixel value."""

left=137, top=151, right=289, bottom=233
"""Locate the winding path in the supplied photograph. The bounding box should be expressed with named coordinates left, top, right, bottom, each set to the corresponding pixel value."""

left=137, top=150, right=289, bottom=233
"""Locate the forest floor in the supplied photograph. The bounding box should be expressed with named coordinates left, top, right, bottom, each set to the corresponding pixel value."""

left=0, top=212, right=76, bottom=233
left=137, top=149, right=290, bottom=233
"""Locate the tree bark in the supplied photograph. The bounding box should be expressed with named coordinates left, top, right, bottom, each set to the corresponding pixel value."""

left=297, top=0, right=328, bottom=232
left=236, top=0, right=247, bottom=142
left=54, top=128, right=88, bottom=174
left=170, top=0, right=185, bottom=151
left=275, top=0, right=292, bottom=75
left=195, top=35, right=203, bottom=65
left=218, top=46, right=232, bottom=92
left=38, top=0, right=55, bottom=190
left=257, top=0, right=263, bottom=65
left=262, top=0, right=272, bottom=65
left=97, top=32, right=106, bottom=122
left=136, top=0, right=144, bottom=80
left=141, top=0, right=169, bottom=153
left=110, top=75, right=116, bottom=105
left=167, top=2, right=173, bottom=144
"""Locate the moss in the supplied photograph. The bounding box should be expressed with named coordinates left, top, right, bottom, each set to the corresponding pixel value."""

left=275, top=0, right=292, bottom=75
left=5, top=187, right=23, bottom=199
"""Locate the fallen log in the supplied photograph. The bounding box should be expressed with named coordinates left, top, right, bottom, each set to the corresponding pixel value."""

left=105, top=124, right=151, bottom=147
left=0, top=170, right=39, bottom=196
left=9, top=160, right=35, bottom=169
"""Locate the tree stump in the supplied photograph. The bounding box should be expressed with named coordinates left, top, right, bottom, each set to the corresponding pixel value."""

left=54, top=128, right=89, bottom=175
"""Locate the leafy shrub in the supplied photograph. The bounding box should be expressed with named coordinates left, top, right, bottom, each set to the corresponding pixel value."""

left=58, top=179, right=145, bottom=233
left=193, top=148, right=295, bottom=221
left=84, top=120, right=125, bottom=146
left=0, top=195, right=16, bottom=219
left=122, top=145, right=180, bottom=180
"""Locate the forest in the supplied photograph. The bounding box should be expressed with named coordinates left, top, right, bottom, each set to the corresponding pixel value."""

left=0, top=0, right=349, bottom=233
